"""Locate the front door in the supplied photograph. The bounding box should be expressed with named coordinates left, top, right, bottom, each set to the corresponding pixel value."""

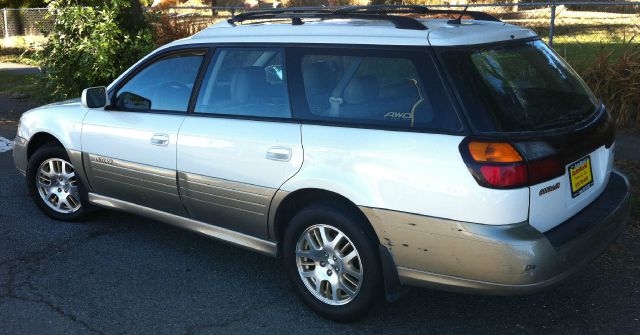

left=177, top=47, right=303, bottom=239
left=82, top=50, right=207, bottom=216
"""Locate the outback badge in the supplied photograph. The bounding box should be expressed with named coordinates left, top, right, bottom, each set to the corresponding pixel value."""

left=539, top=182, right=560, bottom=196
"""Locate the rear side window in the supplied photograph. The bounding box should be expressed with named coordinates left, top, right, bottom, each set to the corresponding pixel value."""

left=292, top=48, right=461, bottom=132
left=439, top=40, right=599, bottom=132
left=195, top=48, right=291, bottom=118
left=115, top=51, right=205, bottom=112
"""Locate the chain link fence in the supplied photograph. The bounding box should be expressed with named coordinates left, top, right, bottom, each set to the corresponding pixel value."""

left=0, top=8, right=52, bottom=38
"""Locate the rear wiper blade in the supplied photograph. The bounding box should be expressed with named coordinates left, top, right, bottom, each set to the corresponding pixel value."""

left=531, top=110, right=587, bottom=130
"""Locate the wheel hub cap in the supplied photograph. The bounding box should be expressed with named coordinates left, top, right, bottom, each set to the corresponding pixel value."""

left=295, top=224, right=363, bottom=306
left=36, top=158, right=81, bottom=214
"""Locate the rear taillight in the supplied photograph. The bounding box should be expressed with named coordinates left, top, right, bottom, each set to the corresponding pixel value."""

left=460, top=139, right=563, bottom=189
left=479, top=165, right=528, bottom=188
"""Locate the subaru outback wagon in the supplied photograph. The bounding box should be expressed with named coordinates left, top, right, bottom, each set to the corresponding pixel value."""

left=13, top=5, right=630, bottom=321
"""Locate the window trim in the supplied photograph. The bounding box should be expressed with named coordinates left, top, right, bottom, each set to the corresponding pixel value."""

left=286, top=46, right=467, bottom=135
left=192, top=46, right=293, bottom=119
left=107, top=46, right=212, bottom=115
left=108, top=42, right=469, bottom=135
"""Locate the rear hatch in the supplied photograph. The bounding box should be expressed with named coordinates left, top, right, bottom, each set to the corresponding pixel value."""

left=438, top=39, right=615, bottom=232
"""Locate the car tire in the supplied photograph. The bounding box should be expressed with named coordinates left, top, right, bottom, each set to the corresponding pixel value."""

left=282, top=202, right=382, bottom=322
left=26, top=144, right=94, bottom=221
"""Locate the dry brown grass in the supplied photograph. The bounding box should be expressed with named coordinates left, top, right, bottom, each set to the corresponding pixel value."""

left=148, top=7, right=216, bottom=46
left=581, top=41, right=640, bottom=129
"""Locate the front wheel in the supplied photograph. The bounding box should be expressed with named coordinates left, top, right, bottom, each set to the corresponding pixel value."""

left=282, top=203, right=382, bottom=322
left=26, top=145, right=93, bottom=221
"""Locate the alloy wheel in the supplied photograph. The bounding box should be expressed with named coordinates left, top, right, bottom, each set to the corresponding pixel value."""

left=295, top=224, right=363, bottom=306
left=36, top=158, right=81, bottom=214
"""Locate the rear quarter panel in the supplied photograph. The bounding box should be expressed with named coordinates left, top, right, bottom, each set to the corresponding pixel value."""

left=283, top=125, right=530, bottom=225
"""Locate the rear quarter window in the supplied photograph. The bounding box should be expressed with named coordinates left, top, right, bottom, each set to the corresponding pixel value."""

left=289, top=47, right=462, bottom=132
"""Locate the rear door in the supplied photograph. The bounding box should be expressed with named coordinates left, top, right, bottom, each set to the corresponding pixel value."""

left=177, top=47, right=302, bottom=239
left=82, top=49, right=207, bottom=216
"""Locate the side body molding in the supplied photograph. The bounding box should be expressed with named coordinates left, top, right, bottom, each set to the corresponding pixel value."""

left=88, top=193, right=277, bottom=256
left=83, top=153, right=186, bottom=216
left=178, top=172, right=276, bottom=239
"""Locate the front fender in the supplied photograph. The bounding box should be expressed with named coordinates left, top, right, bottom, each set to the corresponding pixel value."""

left=19, top=100, right=88, bottom=152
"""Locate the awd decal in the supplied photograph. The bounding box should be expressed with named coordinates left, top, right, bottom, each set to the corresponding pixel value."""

left=539, top=182, right=560, bottom=196
left=384, top=111, right=412, bottom=120
left=94, top=156, right=113, bottom=164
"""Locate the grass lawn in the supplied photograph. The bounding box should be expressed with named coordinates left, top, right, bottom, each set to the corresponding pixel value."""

left=0, top=71, right=48, bottom=103
left=0, top=54, right=39, bottom=66
left=0, top=47, right=39, bottom=66
left=503, top=8, right=639, bottom=70
left=554, top=42, right=631, bottom=71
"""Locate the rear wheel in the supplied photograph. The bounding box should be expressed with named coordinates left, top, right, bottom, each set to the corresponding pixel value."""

left=26, top=145, right=93, bottom=221
left=283, top=203, right=382, bottom=322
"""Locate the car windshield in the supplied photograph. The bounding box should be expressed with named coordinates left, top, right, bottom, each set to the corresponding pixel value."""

left=440, top=40, right=599, bottom=132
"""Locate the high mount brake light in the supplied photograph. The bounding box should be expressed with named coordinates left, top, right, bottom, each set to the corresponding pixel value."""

left=461, top=140, right=564, bottom=189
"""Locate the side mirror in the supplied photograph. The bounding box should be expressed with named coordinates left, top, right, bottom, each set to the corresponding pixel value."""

left=81, top=86, right=108, bottom=109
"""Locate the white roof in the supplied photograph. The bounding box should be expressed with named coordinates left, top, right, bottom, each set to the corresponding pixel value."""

left=179, top=18, right=537, bottom=47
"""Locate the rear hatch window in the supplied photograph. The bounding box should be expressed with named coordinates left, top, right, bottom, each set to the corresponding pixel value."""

left=439, top=40, right=599, bottom=133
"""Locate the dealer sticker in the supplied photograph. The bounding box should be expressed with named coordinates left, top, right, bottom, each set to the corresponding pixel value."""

left=568, top=156, right=594, bottom=198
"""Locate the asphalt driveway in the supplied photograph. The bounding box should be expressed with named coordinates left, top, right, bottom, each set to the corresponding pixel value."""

left=0, top=102, right=639, bottom=334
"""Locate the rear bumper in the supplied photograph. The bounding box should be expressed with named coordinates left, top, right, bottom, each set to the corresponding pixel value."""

left=361, top=170, right=630, bottom=295
left=13, top=136, right=28, bottom=176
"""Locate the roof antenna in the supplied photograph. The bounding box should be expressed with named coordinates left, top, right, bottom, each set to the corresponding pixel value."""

left=447, top=5, right=468, bottom=25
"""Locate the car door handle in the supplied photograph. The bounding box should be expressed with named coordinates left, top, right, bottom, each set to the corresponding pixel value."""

left=266, top=146, right=291, bottom=162
left=150, top=134, right=169, bottom=147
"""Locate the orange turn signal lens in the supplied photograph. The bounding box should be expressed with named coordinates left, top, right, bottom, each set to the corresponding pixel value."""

left=468, top=142, right=523, bottom=163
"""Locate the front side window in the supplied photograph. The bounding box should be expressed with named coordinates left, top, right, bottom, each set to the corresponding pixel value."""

left=115, top=51, right=205, bottom=112
left=195, top=48, right=291, bottom=118
left=440, top=40, right=599, bottom=132
left=295, top=49, right=461, bottom=131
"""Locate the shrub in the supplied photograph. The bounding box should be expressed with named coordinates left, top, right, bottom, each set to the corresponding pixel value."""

left=581, top=40, right=640, bottom=129
left=39, top=0, right=155, bottom=100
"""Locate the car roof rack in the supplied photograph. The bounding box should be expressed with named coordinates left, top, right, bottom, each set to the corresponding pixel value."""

left=227, top=5, right=501, bottom=31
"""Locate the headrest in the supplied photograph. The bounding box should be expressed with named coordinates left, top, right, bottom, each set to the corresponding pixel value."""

left=231, top=66, right=265, bottom=103
left=303, top=61, right=337, bottom=95
left=343, top=75, right=379, bottom=105
left=380, top=79, right=420, bottom=100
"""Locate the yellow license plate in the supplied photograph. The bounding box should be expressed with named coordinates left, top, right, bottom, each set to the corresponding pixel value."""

left=568, top=156, right=594, bottom=198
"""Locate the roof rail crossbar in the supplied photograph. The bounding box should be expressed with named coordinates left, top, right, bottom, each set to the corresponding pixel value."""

left=227, top=5, right=500, bottom=30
